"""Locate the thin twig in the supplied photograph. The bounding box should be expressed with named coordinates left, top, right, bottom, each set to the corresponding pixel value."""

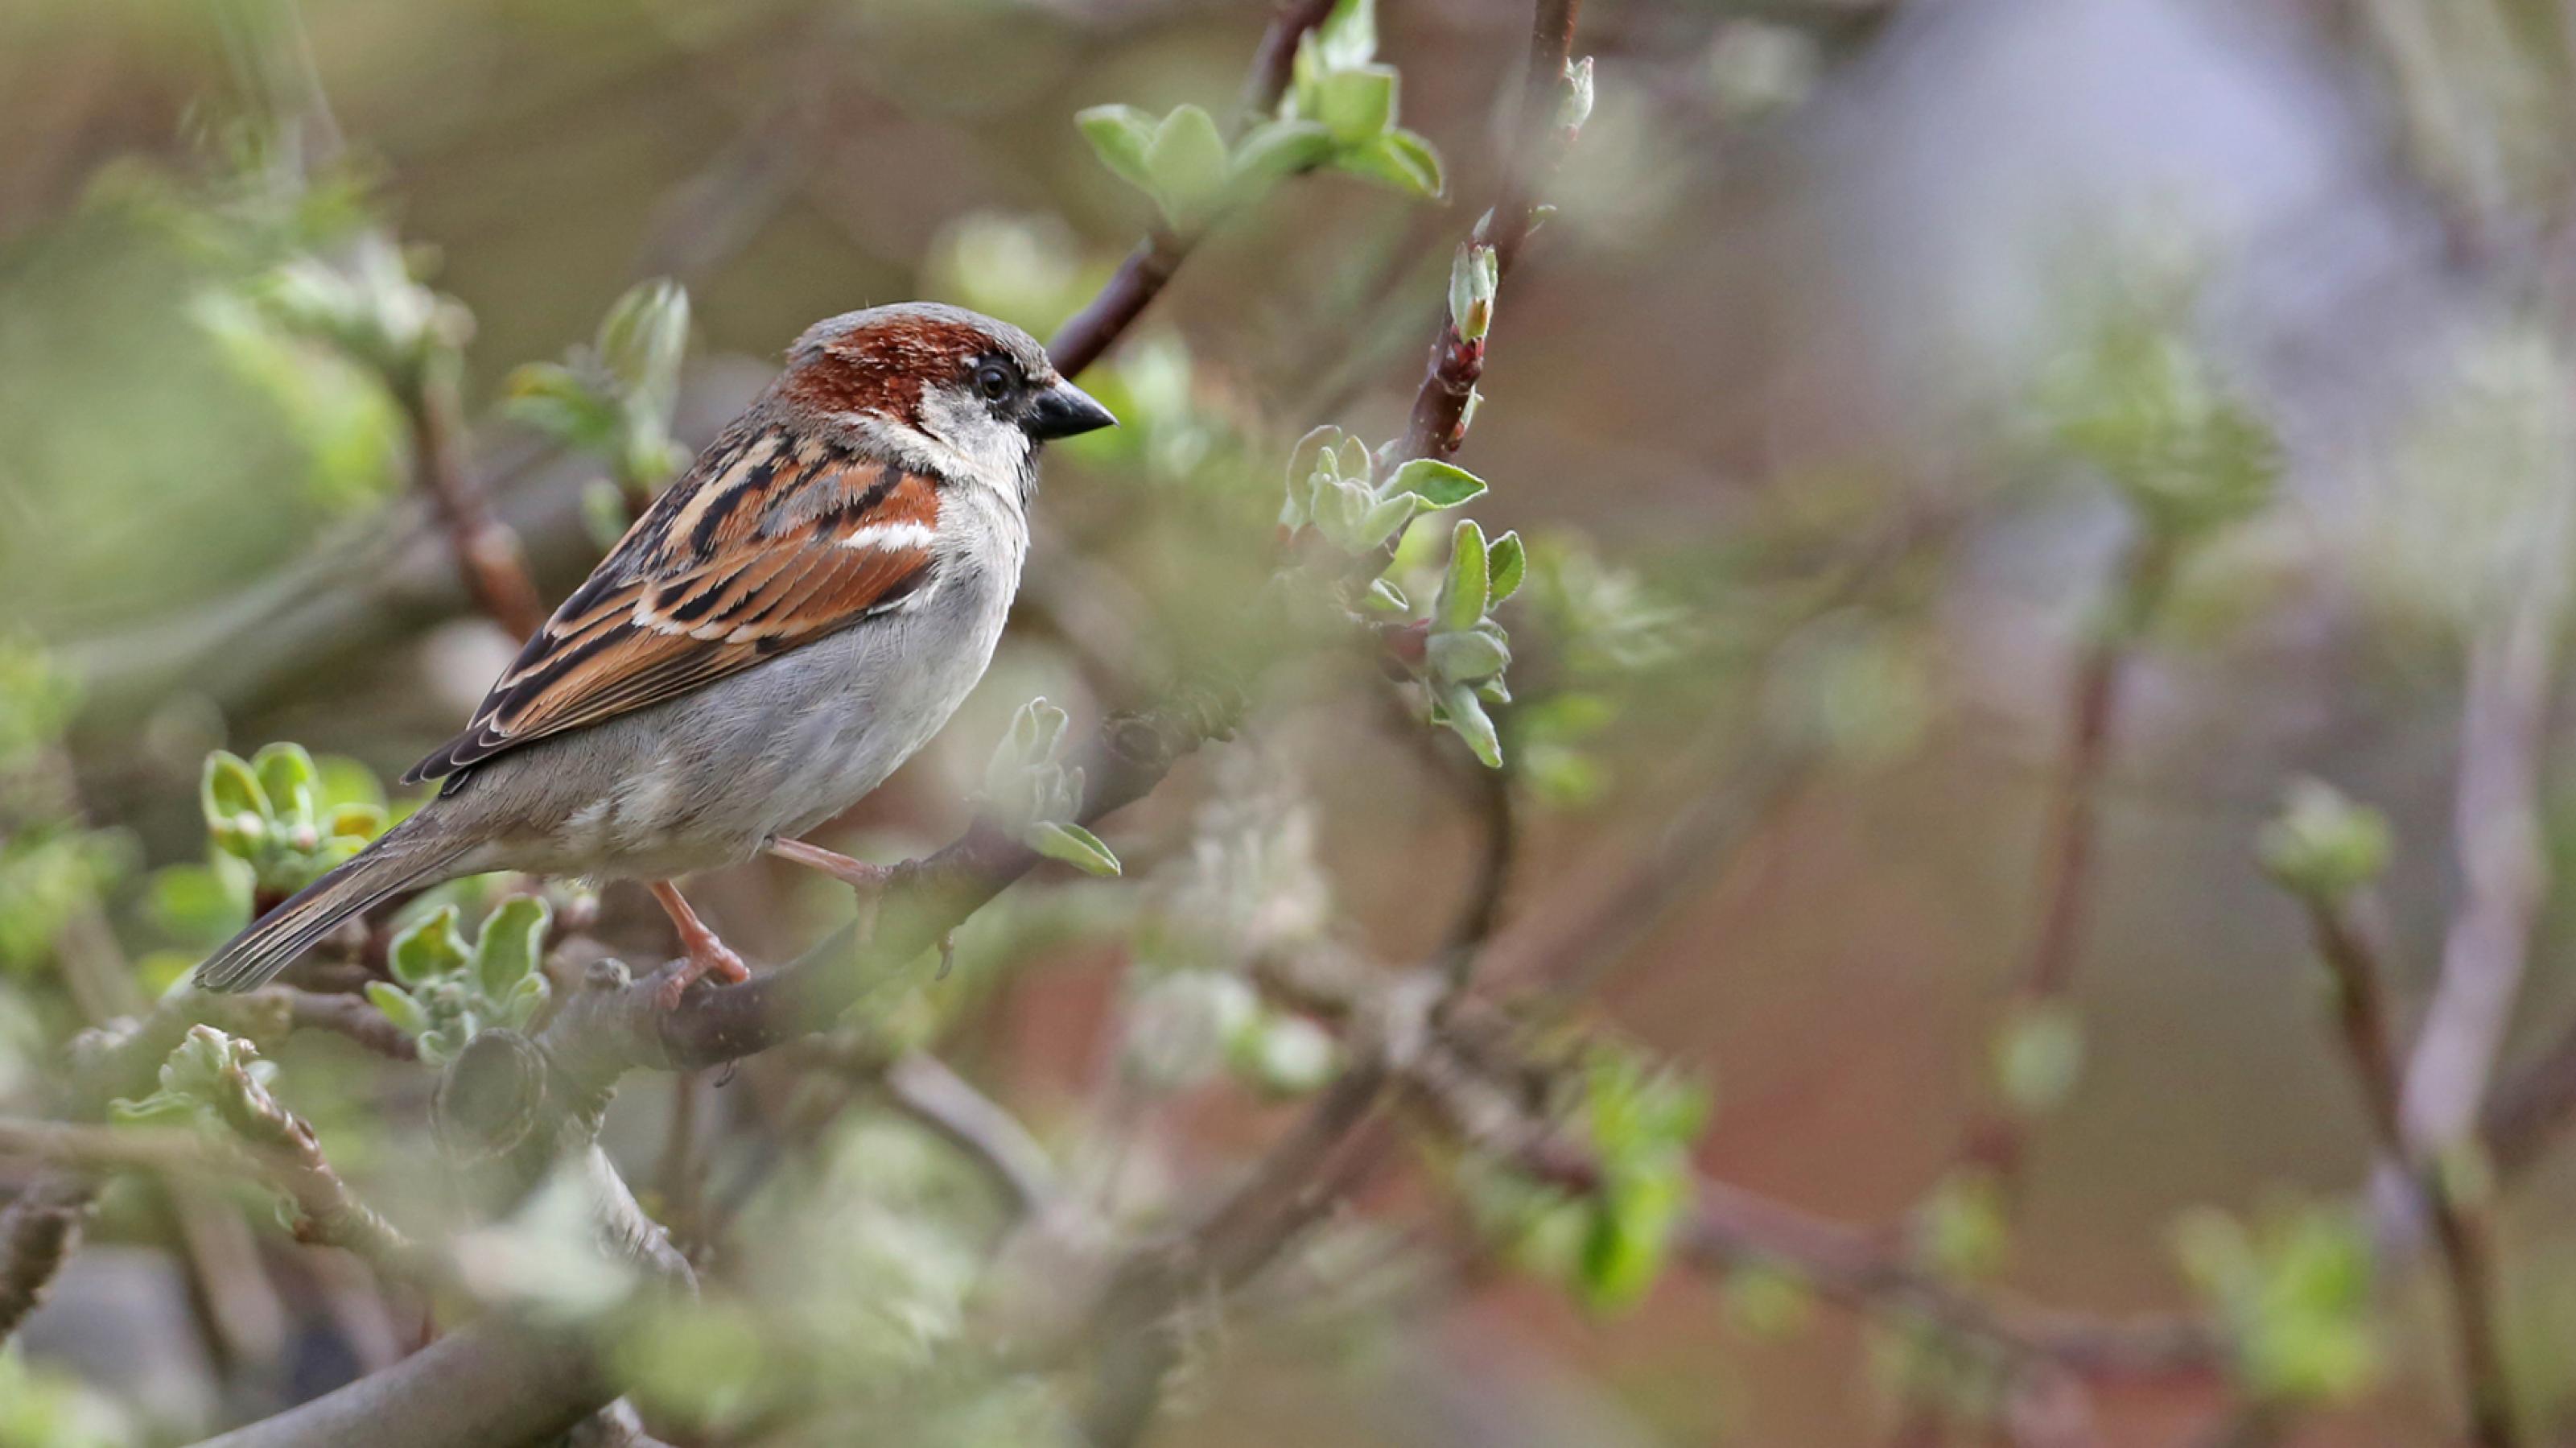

left=2295, top=892, right=2519, bottom=1448
left=1963, top=532, right=2173, bottom=1186
left=400, top=360, right=547, bottom=640
left=1046, top=0, right=1337, bottom=377
left=1396, top=0, right=1583, bottom=464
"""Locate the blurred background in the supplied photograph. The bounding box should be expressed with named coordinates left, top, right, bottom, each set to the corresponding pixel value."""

left=7, top=0, right=2576, bottom=1444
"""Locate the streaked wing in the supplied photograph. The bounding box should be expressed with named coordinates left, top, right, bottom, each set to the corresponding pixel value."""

left=404, top=423, right=940, bottom=784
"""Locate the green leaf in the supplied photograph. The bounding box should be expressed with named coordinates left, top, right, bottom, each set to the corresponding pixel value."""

left=389, top=904, right=470, bottom=987
left=1438, top=518, right=1490, bottom=632
left=1384, top=458, right=1487, bottom=509
left=250, top=743, right=319, bottom=827
left=1030, top=821, right=1122, bottom=877
left=1337, top=128, right=1445, bottom=197
left=1916, top=1171, right=2009, bottom=1281
left=1486, top=530, right=1527, bottom=604
left=418, top=1029, right=459, bottom=1066
left=1287, top=425, right=1346, bottom=489
left=1579, top=1162, right=1687, bottom=1310
left=1358, top=492, right=1422, bottom=549
left=1558, top=56, right=1597, bottom=134
left=1993, top=1002, right=2085, bottom=1116
left=2257, top=778, right=2393, bottom=904
left=596, top=278, right=690, bottom=405
left=1447, top=243, right=1500, bottom=341
left=1365, top=577, right=1409, bottom=613
left=582, top=478, right=633, bottom=551
left=504, top=972, right=550, bottom=1029
left=201, top=751, right=270, bottom=843
left=365, top=980, right=431, bottom=1039
left=503, top=361, right=621, bottom=452
left=1314, top=0, right=1378, bottom=71
left=1145, top=105, right=1230, bottom=230
left=1074, top=105, right=1159, bottom=191
left=1230, top=118, right=1335, bottom=184
left=1314, top=65, right=1398, bottom=144
left=1427, top=625, right=1511, bottom=683
left=1441, top=682, right=1502, bottom=768
left=474, top=894, right=553, bottom=1000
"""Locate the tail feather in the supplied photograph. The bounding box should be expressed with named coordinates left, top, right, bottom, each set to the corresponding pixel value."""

left=194, top=825, right=463, bottom=992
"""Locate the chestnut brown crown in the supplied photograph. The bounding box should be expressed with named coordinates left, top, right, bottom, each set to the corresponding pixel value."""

left=781, top=301, right=1115, bottom=442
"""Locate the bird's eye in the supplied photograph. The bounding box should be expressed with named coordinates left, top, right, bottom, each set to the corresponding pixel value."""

left=974, top=363, right=1016, bottom=402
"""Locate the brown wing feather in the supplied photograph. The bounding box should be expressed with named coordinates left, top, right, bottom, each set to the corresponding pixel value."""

left=403, top=423, right=942, bottom=785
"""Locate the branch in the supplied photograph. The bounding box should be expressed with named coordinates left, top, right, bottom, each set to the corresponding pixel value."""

left=1962, top=531, right=2173, bottom=1187
left=192, top=1317, right=611, bottom=1448
left=882, top=1052, right=1060, bottom=1221
left=1350, top=971, right=2221, bottom=1386
left=2294, top=892, right=2519, bottom=1448
left=1678, top=1181, right=2219, bottom=1384
left=204, top=1061, right=437, bottom=1287
left=398, top=355, right=548, bottom=640
left=0, top=1178, right=96, bottom=1344
left=1397, top=0, right=1583, bottom=463
left=282, top=988, right=420, bottom=1062
left=2398, top=563, right=2569, bottom=1153
left=1045, top=0, right=1337, bottom=377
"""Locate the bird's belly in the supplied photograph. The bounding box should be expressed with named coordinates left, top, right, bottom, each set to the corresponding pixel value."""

left=472, top=568, right=1012, bottom=882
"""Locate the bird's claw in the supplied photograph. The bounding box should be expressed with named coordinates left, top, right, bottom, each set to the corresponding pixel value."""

left=652, top=940, right=750, bottom=1010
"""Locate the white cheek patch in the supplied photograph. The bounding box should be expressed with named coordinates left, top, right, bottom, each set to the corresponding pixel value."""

left=837, top=521, right=937, bottom=551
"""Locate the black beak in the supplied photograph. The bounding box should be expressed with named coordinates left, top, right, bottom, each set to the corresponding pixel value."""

left=1024, top=379, right=1118, bottom=441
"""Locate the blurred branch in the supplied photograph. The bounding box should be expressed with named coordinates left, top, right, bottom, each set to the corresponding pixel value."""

left=2397, top=544, right=2570, bottom=1155
left=1078, top=1001, right=1405, bottom=1447
left=1680, top=1181, right=2219, bottom=1383
left=193, top=1317, right=616, bottom=1448
left=1964, top=531, right=2174, bottom=1187
left=0, top=1111, right=435, bottom=1291
left=2294, top=890, right=2520, bottom=1448
left=2484, top=1018, right=2576, bottom=1173
left=280, top=987, right=419, bottom=1061
left=882, top=1052, right=1060, bottom=1221
left=1046, top=0, right=1337, bottom=377
left=1482, top=730, right=1812, bottom=1000
left=0, top=1178, right=96, bottom=1344
left=653, top=1072, right=703, bottom=1257
left=1439, top=758, right=1517, bottom=971
left=397, top=356, right=548, bottom=641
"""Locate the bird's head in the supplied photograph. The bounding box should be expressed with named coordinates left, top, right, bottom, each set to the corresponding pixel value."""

left=780, top=302, right=1115, bottom=501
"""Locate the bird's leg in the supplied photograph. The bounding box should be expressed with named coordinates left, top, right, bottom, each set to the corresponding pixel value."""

left=646, top=881, right=750, bottom=1009
left=765, top=837, right=895, bottom=891
left=765, top=837, right=897, bottom=948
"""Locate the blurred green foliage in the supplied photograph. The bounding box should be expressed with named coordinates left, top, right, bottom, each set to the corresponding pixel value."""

left=366, top=896, right=551, bottom=1065
left=2174, top=1202, right=2381, bottom=1407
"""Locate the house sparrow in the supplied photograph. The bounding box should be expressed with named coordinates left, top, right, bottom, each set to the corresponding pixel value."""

left=196, top=302, right=1115, bottom=1005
